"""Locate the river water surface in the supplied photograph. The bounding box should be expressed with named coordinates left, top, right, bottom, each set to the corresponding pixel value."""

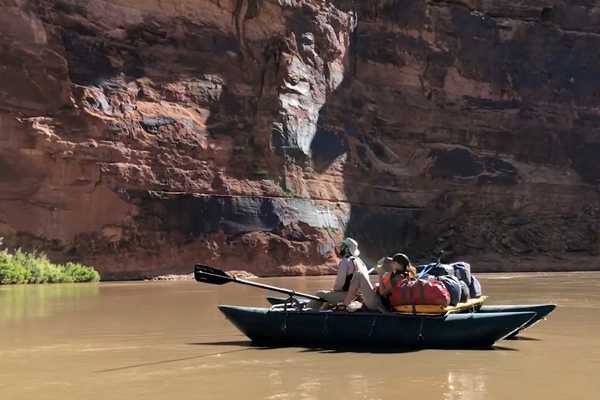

left=1, top=272, right=599, bottom=400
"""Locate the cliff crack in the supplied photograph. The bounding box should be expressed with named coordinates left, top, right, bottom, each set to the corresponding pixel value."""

left=419, top=54, right=433, bottom=100
left=232, top=0, right=249, bottom=60
left=232, top=0, right=264, bottom=61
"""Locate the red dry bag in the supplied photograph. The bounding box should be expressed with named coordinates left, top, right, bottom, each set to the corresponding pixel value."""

left=389, top=278, right=451, bottom=308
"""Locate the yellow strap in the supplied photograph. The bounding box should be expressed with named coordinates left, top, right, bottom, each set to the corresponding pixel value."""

left=394, top=296, right=487, bottom=314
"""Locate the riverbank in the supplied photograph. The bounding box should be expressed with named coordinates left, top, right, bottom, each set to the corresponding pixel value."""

left=150, top=270, right=258, bottom=281
left=5, top=249, right=597, bottom=282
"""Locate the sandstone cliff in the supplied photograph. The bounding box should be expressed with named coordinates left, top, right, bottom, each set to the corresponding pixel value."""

left=0, top=0, right=598, bottom=279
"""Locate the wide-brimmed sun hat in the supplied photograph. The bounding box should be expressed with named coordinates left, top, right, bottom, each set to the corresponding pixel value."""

left=339, top=237, right=360, bottom=257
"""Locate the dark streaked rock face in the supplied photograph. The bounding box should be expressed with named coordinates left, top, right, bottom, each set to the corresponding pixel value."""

left=0, top=0, right=599, bottom=278
left=132, top=192, right=347, bottom=237
left=430, top=148, right=519, bottom=185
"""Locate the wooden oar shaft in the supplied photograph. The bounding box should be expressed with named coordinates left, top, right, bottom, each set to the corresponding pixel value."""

left=200, top=271, right=321, bottom=301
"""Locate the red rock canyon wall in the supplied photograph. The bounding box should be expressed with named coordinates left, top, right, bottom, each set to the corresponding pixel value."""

left=0, top=0, right=598, bottom=278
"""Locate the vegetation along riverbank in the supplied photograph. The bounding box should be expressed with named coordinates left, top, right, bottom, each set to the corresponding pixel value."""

left=0, top=239, right=100, bottom=284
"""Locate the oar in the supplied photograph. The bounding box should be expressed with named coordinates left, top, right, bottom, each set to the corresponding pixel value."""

left=194, top=265, right=322, bottom=301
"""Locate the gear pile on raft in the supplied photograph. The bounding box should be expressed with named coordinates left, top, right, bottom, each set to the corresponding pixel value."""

left=193, top=237, right=556, bottom=350
left=302, top=238, right=483, bottom=315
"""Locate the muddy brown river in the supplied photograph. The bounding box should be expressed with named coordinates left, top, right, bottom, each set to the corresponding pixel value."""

left=1, top=272, right=599, bottom=400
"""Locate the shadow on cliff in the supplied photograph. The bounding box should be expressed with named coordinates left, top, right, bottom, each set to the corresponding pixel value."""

left=308, top=33, right=424, bottom=266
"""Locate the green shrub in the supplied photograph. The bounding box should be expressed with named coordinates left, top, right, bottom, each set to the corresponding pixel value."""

left=63, top=262, right=100, bottom=283
left=0, top=250, right=28, bottom=284
left=0, top=249, right=100, bottom=285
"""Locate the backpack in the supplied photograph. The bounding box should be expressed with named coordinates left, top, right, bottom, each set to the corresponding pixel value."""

left=437, top=275, right=461, bottom=306
left=451, top=262, right=478, bottom=300
left=389, top=278, right=450, bottom=308
left=459, top=280, right=470, bottom=303
left=451, top=262, right=472, bottom=285
left=428, top=265, right=451, bottom=277
left=419, top=261, right=482, bottom=301
left=469, top=276, right=482, bottom=298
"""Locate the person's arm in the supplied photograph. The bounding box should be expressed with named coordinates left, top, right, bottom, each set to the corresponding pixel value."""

left=333, top=259, right=349, bottom=291
left=375, top=257, right=385, bottom=288
left=377, top=271, right=385, bottom=289
left=379, top=284, right=393, bottom=297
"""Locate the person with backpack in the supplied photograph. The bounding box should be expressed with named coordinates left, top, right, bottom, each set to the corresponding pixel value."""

left=376, top=253, right=417, bottom=303
left=306, top=238, right=384, bottom=312
left=371, top=252, right=452, bottom=309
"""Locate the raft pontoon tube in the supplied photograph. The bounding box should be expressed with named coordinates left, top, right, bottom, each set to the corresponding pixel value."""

left=218, top=305, right=536, bottom=349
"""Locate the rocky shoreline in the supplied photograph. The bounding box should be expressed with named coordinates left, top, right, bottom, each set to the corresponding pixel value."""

left=150, top=270, right=259, bottom=281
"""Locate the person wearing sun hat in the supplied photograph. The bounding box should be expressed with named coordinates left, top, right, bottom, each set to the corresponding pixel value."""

left=307, top=237, right=385, bottom=312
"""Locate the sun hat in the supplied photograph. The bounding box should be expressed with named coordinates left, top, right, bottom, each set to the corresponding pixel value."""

left=339, top=237, right=360, bottom=257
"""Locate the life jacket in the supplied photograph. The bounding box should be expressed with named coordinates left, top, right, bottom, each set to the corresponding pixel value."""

left=378, top=273, right=392, bottom=297
left=382, top=272, right=392, bottom=287
left=389, top=277, right=450, bottom=308
left=381, top=271, right=402, bottom=293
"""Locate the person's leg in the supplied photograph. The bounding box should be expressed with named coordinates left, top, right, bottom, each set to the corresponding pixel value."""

left=353, top=273, right=386, bottom=312
left=362, top=289, right=386, bottom=312
left=321, top=291, right=347, bottom=304
left=304, top=290, right=327, bottom=309
left=305, top=290, right=346, bottom=309
left=344, top=272, right=362, bottom=303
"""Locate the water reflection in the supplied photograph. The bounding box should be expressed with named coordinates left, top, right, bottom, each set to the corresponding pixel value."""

left=265, top=368, right=326, bottom=400
left=444, top=370, right=487, bottom=400
left=0, top=283, right=99, bottom=322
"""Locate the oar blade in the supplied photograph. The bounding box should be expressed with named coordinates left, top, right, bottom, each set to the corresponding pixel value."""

left=194, top=265, right=231, bottom=285
left=193, top=264, right=321, bottom=300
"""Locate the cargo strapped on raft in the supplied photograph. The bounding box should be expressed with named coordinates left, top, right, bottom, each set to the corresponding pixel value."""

left=394, top=296, right=487, bottom=315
